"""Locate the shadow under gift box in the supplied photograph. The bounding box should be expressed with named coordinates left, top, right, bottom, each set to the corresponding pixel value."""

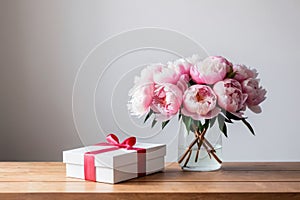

left=63, top=143, right=166, bottom=184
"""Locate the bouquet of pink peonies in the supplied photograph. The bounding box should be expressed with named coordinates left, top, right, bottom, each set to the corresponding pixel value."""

left=128, top=55, right=266, bottom=165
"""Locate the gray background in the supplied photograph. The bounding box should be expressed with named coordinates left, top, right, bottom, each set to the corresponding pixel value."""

left=0, top=0, right=299, bottom=161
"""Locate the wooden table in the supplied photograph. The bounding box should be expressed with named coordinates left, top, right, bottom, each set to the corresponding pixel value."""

left=0, top=162, right=299, bottom=200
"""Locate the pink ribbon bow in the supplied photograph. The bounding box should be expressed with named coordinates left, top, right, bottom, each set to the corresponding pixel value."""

left=105, top=134, right=137, bottom=149
left=84, top=134, right=146, bottom=182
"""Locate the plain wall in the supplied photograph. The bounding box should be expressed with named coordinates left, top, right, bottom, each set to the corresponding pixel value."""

left=0, top=0, right=299, bottom=161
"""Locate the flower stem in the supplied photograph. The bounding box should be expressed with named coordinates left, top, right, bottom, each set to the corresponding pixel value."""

left=200, top=134, right=222, bottom=164
left=202, top=142, right=212, bottom=159
left=178, top=128, right=207, bottom=164
left=202, top=137, right=215, bottom=152
left=194, top=132, right=201, bottom=162
left=210, top=149, right=223, bottom=164
left=178, top=127, right=223, bottom=166
left=183, top=149, right=192, bottom=167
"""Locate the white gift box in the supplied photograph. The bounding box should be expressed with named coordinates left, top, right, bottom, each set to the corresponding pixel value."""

left=63, top=142, right=166, bottom=184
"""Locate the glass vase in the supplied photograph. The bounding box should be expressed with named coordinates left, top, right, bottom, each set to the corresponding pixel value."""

left=178, top=120, right=222, bottom=171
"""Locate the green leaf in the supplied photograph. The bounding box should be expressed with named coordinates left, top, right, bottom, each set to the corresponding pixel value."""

left=162, top=120, right=170, bottom=130
left=218, top=114, right=228, bottom=137
left=182, top=115, right=192, bottom=133
left=144, top=110, right=153, bottom=123
left=242, top=118, right=255, bottom=135
left=186, top=118, right=192, bottom=133
left=195, top=120, right=203, bottom=132
left=210, top=116, right=217, bottom=128
left=190, top=120, right=197, bottom=132
left=227, top=71, right=236, bottom=79
left=204, top=119, right=209, bottom=130
left=151, top=119, right=157, bottom=128
left=190, top=120, right=202, bottom=132
left=224, top=117, right=233, bottom=123
left=178, top=113, right=182, bottom=121
left=224, top=111, right=243, bottom=121
left=226, top=66, right=236, bottom=78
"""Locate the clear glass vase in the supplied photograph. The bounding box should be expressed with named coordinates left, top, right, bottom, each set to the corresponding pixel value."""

left=178, top=120, right=222, bottom=171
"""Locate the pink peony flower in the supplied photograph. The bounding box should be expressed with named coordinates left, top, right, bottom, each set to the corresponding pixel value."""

left=128, top=64, right=161, bottom=117
left=166, top=57, right=195, bottom=93
left=186, top=54, right=202, bottom=65
left=181, top=85, right=221, bottom=120
left=233, top=64, right=258, bottom=82
left=167, top=58, right=192, bottom=76
left=176, top=75, right=189, bottom=93
left=213, top=79, right=248, bottom=114
left=151, top=83, right=183, bottom=121
left=133, top=63, right=179, bottom=86
left=133, top=64, right=158, bottom=86
left=128, top=63, right=180, bottom=117
left=152, top=65, right=180, bottom=84
left=241, top=78, right=267, bottom=113
left=128, top=83, right=154, bottom=117
left=190, top=56, right=232, bottom=85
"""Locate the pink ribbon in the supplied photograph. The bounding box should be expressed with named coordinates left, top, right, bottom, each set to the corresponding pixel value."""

left=84, top=134, right=146, bottom=182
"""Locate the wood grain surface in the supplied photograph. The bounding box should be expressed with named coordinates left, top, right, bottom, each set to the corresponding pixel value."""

left=0, top=162, right=299, bottom=200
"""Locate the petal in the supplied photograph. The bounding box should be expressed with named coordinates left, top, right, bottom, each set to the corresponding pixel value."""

left=155, top=113, right=173, bottom=122
left=248, top=105, right=262, bottom=113
left=181, top=107, right=209, bottom=121
left=181, top=106, right=195, bottom=117
left=201, top=107, right=221, bottom=119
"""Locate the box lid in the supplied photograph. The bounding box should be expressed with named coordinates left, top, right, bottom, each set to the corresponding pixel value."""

left=63, top=142, right=166, bottom=168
